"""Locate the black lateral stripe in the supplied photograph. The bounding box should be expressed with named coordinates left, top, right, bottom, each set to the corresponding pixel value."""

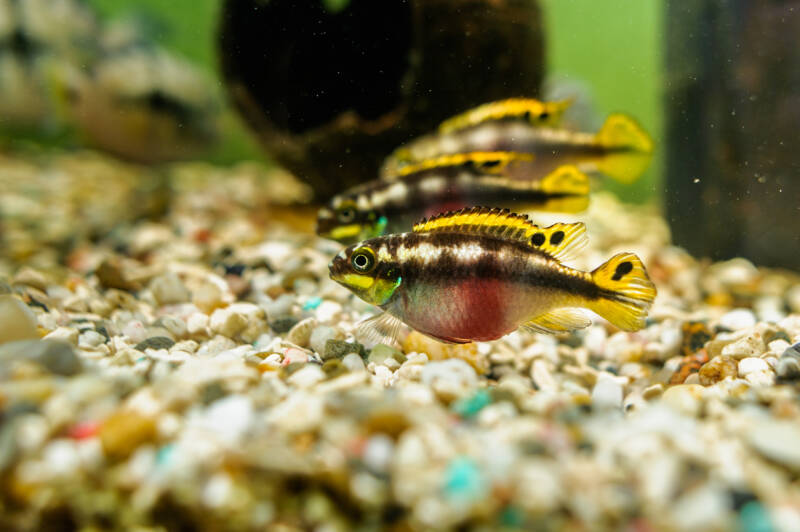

left=387, top=232, right=601, bottom=300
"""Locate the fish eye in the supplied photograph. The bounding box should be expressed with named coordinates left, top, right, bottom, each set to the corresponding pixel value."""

left=337, top=206, right=356, bottom=223
left=351, top=247, right=376, bottom=273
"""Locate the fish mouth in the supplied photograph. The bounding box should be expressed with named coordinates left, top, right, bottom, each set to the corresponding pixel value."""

left=328, top=248, right=350, bottom=282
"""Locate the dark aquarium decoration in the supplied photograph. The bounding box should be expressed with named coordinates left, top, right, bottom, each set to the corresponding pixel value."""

left=218, top=0, right=544, bottom=200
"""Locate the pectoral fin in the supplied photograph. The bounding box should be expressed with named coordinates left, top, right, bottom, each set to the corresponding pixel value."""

left=355, top=312, right=406, bottom=347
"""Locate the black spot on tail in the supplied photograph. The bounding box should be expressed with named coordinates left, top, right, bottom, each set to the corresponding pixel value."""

left=531, top=232, right=545, bottom=246
left=550, top=231, right=565, bottom=246
left=481, top=159, right=501, bottom=168
left=612, top=261, right=633, bottom=281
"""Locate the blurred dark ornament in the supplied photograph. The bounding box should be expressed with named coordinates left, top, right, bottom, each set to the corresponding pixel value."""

left=665, top=1, right=800, bottom=270
left=219, top=0, right=544, bottom=201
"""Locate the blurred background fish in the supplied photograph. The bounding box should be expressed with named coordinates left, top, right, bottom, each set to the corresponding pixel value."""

left=317, top=152, right=590, bottom=244
left=384, top=103, right=654, bottom=185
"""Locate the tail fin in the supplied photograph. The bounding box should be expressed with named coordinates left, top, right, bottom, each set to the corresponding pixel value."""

left=594, top=114, right=654, bottom=184
left=588, top=253, right=656, bottom=331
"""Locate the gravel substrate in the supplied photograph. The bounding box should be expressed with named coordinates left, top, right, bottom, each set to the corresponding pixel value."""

left=1, top=152, right=799, bottom=531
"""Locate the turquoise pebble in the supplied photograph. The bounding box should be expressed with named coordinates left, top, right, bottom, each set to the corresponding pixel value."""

left=452, top=388, right=491, bottom=418
left=302, top=297, right=323, bottom=310
left=156, top=443, right=175, bottom=466
left=739, top=501, right=773, bottom=532
left=443, top=457, right=484, bottom=501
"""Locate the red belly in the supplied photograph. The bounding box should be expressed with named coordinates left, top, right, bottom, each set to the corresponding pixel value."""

left=402, top=278, right=519, bottom=343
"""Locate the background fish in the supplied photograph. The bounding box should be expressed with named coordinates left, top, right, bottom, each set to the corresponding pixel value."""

left=437, top=97, right=573, bottom=134
left=317, top=153, right=590, bottom=244
left=329, top=207, right=656, bottom=344
left=383, top=113, right=653, bottom=185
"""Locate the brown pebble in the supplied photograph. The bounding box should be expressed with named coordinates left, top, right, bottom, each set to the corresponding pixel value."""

left=100, top=411, right=157, bottom=460
left=669, top=349, right=710, bottom=384
left=698, top=355, right=738, bottom=386
left=95, top=258, right=140, bottom=291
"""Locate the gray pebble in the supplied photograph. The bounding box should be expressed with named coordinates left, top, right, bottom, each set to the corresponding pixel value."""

left=323, top=339, right=365, bottom=361
left=776, top=343, right=800, bottom=379
left=0, top=339, right=82, bottom=376
left=309, top=326, right=344, bottom=355
left=134, top=336, right=176, bottom=352
left=270, top=316, right=299, bottom=334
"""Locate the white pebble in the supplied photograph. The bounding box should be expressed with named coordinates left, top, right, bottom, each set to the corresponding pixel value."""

left=309, top=325, right=344, bottom=355
left=78, top=330, right=106, bottom=348
left=363, top=434, right=394, bottom=473
left=749, top=420, right=800, bottom=471
left=43, top=439, right=81, bottom=477
left=737, top=356, right=769, bottom=376
left=122, top=321, right=148, bottom=344
left=721, top=333, right=765, bottom=359
left=150, top=273, right=191, bottom=305
left=196, top=395, right=254, bottom=446
left=43, top=326, right=79, bottom=346
left=342, top=353, right=366, bottom=372
left=315, top=300, right=342, bottom=322
left=591, top=376, right=623, bottom=410
left=267, top=392, right=324, bottom=433
left=160, top=315, right=187, bottom=338
left=187, top=312, right=209, bottom=336
left=661, top=384, right=704, bottom=417
left=287, top=365, right=325, bottom=388
left=286, top=318, right=316, bottom=348
left=719, top=309, right=756, bottom=331
left=210, top=308, right=248, bottom=338
left=421, top=359, right=477, bottom=399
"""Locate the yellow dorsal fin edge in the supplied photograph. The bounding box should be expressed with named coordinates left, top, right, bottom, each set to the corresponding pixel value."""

left=413, top=207, right=588, bottom=262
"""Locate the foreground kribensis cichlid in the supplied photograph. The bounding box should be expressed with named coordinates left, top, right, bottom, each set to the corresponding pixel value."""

left=383, top=112, right=654, bottom=184
left=316, top=152, right=590, bottom=244
left=329, top=207, right=657, bottom=344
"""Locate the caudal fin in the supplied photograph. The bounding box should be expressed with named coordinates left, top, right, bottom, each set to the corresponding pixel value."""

left=588, top=252, right=656, bottom=331
left=594, top=114, right=654, bottom=184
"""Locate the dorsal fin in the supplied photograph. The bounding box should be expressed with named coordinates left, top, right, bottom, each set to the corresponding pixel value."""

left=438, top=98, right=574, bottom=134
left=413, top=207, right=588, bottom=262
left=394, top=152, right=534, bottom=178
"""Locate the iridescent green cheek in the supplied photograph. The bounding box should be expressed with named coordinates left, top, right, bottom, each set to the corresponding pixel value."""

left=369, top=276, right=402, bottom=306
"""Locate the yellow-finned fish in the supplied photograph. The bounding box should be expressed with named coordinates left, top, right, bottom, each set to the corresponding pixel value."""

left=316, top=152, right=590, bottom=244
left=437, top=98, right=573, bottom=134
left=329, top=207, right=656, bottom=344
left=383, top=113, right=654, bottom=184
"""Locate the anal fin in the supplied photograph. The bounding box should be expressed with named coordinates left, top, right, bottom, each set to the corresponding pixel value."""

left=523, top=308, right=591, bottom=334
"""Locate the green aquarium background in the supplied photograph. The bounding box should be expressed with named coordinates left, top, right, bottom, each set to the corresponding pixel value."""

left=86, top=0, right=663, bottom=203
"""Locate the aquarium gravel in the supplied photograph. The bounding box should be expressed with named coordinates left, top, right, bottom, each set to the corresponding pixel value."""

left=1, top=153, right=800, bottom=531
